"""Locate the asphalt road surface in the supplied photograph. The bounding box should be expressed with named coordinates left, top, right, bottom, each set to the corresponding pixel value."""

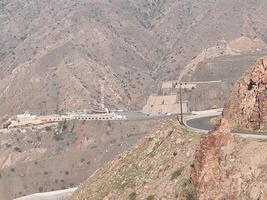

left=116, top=111, right=175, bottom=120
left=185, top=114, right=267, bottom=139
left=186, top=116, right=213, bottom=133
left=14, top=188, right=77, bottom=200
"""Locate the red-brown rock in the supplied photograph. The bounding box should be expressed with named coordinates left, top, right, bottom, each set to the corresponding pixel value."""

left=223, top=57, right=267, bottom=132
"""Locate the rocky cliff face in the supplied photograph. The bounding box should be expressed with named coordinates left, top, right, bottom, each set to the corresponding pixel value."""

left=191, top=119, right=232, bottom=200
left=223, top=57, right=267, bottom=131
left=191, top=118, right=267, bottom=199
left=191, top=57, right=267, bottom=199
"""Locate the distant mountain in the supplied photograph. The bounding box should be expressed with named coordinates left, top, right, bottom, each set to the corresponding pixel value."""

left=1, top=0, right=267, bottom=120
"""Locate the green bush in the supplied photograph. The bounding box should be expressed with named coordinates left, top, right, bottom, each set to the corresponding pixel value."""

left=45, top=126, right=52, bottom=131
left=53, top=132, right=64, bottom=141
left=146, top=195, right=155, bottom=200
left=170, top=167, right=184, bottom=180
left=129, top=192, right=136, bottom=200
left=181, top=179, right=197, bottom=200
left=14, top=147, right=22, bottom=152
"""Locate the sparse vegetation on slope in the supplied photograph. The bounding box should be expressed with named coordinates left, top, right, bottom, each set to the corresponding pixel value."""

left=0, top=119, right=161, bottom=200
left=71, top=119, right=200, bottom=200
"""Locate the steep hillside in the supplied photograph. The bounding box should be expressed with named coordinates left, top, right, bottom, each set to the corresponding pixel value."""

left=151, top=0, right=267, bottom=79
left=184, top=51, right=267, bottom=111
left=0, top=118, right=162, bottom=200
left=71, top=119, right=200, bottom=200
left=1, top=0, right=267, bottom=119
left=71, top=119, right=267, bottom=200
left=192, top=119, right=267, bottom=200
left=0, top=0, right=164, bottom=120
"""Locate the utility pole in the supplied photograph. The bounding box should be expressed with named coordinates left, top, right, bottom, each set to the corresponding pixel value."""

left=174, top=80, right=222, bottom=125
left=100, top=81, right=105, bottom=111
left=176, top=82, right=184, bottom=125
left=179, top=83, right=184, bottom=125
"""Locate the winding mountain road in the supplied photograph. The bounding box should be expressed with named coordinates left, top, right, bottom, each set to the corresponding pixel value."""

left=185, top=109, right=267, bottom=139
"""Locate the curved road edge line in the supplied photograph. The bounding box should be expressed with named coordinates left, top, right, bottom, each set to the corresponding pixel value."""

left=184, top=112, right=267, bottom=139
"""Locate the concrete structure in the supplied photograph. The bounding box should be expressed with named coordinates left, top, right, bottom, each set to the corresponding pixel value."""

left=39, top=115, right=69, bottom=123
left=8, top=113, right=69, bottom=128
left=17, top=112, right=37, bottom=120
left=162, top=81, right=196, bottom=95
left=142, top=95, right=188, bottom=115
left=70, top=112, right=126, bottom=121
left=191, top=108, right=224, bottom=115
left=162, top=81, right=175, bottom=95
left=6, top=111, right=127, bottom=128
left=174, top=82, right=197, bottom=90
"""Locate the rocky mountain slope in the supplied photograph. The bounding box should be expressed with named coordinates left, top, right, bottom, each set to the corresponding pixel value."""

left=71, top=119, right=200, bottom=200
left=71, top=118, right=267, bottom=200
left=71, top=58, right=267, bottom=200
left=192, top=119, right=267, bottom=200
left=183, top=51, right=267, bottom=111
left=1, top=0, right=267, bottom=120
left=223, top=56, right=267, bottom=131
left=0, top=118, right=163, bottom=200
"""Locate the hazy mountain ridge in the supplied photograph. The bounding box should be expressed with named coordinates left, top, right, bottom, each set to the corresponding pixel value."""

left=1, top=0, right=267, bottom=120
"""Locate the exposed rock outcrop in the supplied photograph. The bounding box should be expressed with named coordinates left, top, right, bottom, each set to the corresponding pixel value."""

left=191, top=119, right=233, bottom=199
left=223, top=56, right=267, bottom=132
left=191, top=118, right=267, bottom=200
